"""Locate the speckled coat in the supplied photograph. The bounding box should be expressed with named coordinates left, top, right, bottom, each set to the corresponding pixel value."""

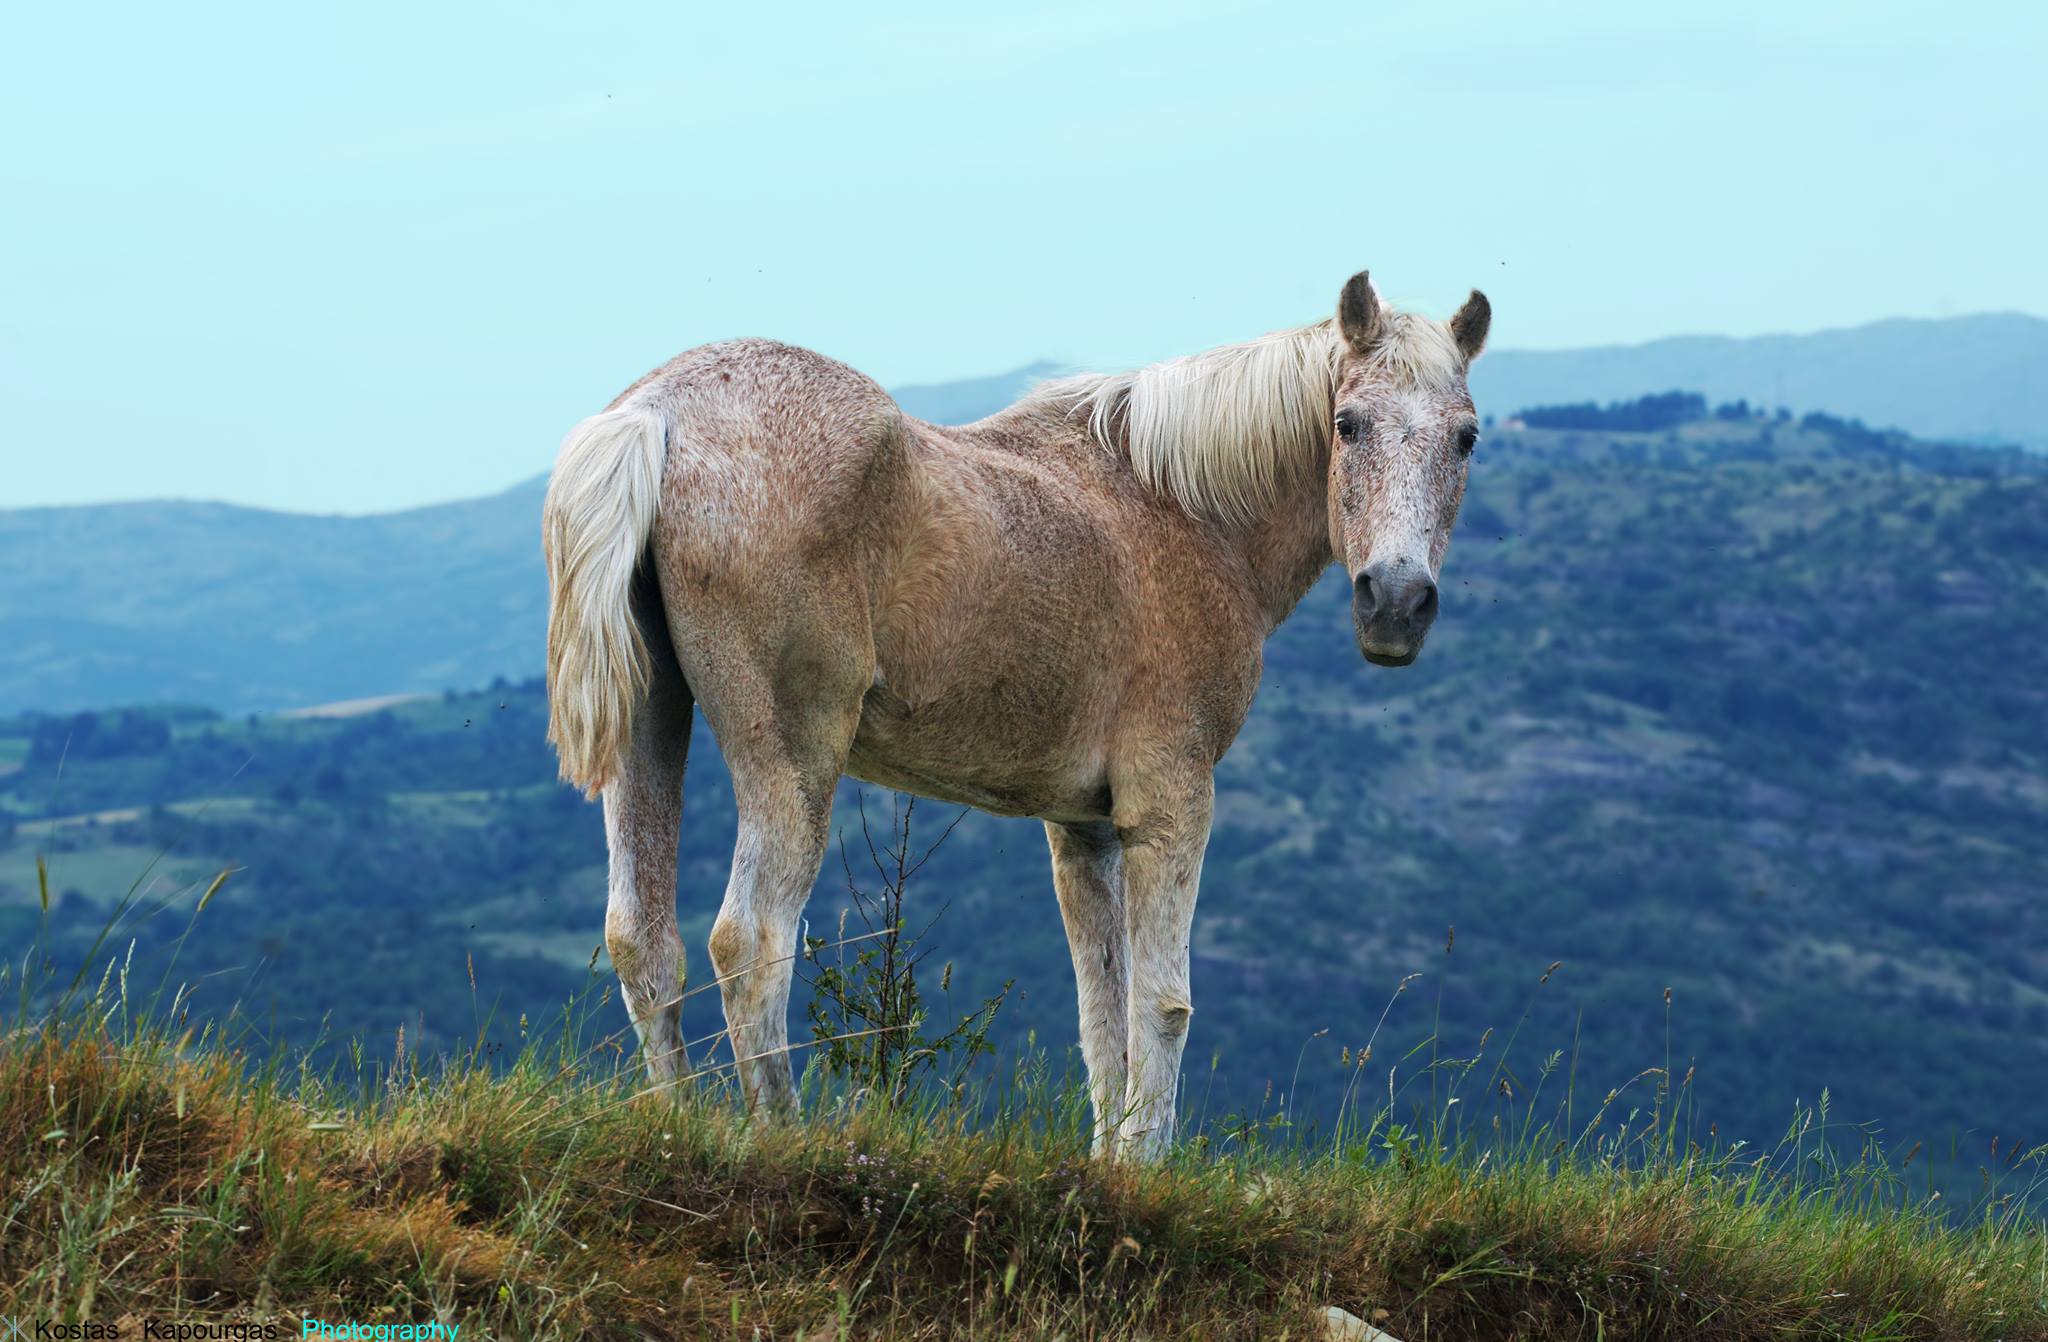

left=543, top=271, right=1491, bottom=1157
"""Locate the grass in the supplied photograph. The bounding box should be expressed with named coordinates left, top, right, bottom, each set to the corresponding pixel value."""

left=3, top=839, right=2043, bottom=1340
left=3, top=964, right=2045, bottom=1340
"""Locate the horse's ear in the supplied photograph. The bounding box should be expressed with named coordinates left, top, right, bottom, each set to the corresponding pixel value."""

left=1337, top=271, right=1382, bottom=355
left=1451, top=289, right=1491, bottom=362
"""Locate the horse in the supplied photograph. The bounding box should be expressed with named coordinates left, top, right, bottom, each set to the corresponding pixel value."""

left=542, top=270, right=1492, bottom=1159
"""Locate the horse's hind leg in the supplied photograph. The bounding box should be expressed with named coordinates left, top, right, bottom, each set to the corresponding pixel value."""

left=602, top=595, right=694, bottom=1088
left=685, top=599, right=871, bottom=1119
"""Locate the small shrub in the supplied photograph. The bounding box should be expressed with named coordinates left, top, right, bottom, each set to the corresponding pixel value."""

left=800, top=794, right=1011, bottom=1105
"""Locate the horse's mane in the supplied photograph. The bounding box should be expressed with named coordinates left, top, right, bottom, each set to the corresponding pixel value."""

left=1027, top=309, right=1464, bottom=523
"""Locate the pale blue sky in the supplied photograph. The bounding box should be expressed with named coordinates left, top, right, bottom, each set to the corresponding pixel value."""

left=3, top=1, right=2042, bottom=512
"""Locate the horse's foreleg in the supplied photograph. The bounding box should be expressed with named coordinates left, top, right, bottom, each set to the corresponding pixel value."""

left=601, top=650, right=693, bottom=1089
left=1046, top=820, right=1129, bottom=1156
left=1114, top=773, right=1214, bottom=1161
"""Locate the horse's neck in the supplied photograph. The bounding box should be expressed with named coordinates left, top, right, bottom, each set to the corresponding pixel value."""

left=1235, top=470, right=1336, bottom=631
left=987, top=394, right=1336, bottom=628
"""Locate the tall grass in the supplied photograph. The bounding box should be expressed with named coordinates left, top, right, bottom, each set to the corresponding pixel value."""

left=5, top=880, right=2045, bottom=1339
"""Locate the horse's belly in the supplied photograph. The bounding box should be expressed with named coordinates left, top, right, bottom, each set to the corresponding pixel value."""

left=845, top=686, right=1112, bottom=824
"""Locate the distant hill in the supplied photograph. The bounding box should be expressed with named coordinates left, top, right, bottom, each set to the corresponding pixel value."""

left=890, top=360, right=1062, bottom=424
left=5, top=314, right=2047, bottom=713
left=0, top=480, right=552, bottom=714
left=1472, top=312, right=2048, bottom=449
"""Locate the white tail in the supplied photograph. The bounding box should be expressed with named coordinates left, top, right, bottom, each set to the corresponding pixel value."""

left=542, top=404, right=669, bottom=796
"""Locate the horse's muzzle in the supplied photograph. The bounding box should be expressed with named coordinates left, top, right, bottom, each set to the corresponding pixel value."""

left=1353, top=563, right=1438, bottom=667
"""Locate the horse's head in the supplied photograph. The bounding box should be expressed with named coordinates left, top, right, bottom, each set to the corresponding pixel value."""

left=1326, top=271, right=1491, bottom=668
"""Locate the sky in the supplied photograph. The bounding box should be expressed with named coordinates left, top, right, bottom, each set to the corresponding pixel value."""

left=3, top=1, right=2043, bottom=514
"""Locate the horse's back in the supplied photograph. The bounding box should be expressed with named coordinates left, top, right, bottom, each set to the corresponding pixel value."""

left=633, top=339, right=910, bottom=571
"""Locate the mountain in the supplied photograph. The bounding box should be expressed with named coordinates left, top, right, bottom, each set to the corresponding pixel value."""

left=890, top=360, right=1062, bottom=424
left=0, top=480, right=551, bottom=714
left=5, top=409, right=2044, bottom=1193
left=1471, top=312, right=2048, bottom=449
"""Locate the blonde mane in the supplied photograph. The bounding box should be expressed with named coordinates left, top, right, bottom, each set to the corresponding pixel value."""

left=1031, top=308, right=1465, bottom=522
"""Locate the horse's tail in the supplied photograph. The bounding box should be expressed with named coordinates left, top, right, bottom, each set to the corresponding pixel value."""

left=542, top=402, right=670, bottom=798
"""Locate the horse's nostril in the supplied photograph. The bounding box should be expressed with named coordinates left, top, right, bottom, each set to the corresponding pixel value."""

left=1410, top=581, right=1439, bottom=626
left=1354, top=572, right=1380, bottom=621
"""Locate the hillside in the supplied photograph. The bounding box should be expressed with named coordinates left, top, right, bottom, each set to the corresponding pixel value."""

left=5, top=409, right=2044, bottom=1202
left=1471, top=312, right=2048, bottom=451
left=6, top=1013, right=2041, bottom=1339
left=0, top=480, right=551, bottom=714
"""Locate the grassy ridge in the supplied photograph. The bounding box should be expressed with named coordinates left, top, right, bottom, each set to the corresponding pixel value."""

left=4, top=990, right=2044, bottom=1340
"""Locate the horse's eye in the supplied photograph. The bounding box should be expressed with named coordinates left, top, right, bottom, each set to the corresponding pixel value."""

left=1335, top=411, right=1364, bottom=443
left=1455, top=425, right=1479, bottom=456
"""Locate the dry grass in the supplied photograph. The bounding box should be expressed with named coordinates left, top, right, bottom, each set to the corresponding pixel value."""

left=2, top=1006, right=2044, bottom=1342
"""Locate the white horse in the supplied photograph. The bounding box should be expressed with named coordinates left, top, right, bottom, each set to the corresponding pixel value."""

left=543, top=271, right=1491, bottom=1158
